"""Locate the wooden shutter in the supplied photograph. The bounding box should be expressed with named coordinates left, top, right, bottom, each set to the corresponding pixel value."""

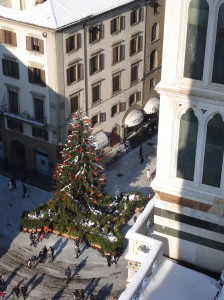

left=110, top=19, right=114, bottom=34
left=66, top=37, right=70, bottom=53
left=112, top=46, right=116, bottom=64
left=100, top=112, right=106, bottom=122
left=139, top=8, right=144, bottom=22
left=26, top=36, right=32, bottom=51
left=99, top=54, right=104, bottom=71
left=130, top=11, right=134, bottom=25
left=67, top=68, right=71, bottom=85
left=14, top=62, right=19, bottom=79
left=136, top=91, right=141, bottom=101
left=77, top=64, right=82, bottom=81
left=28, top=67, right=33, bottom=83
left=89, top=58, right=93, bottom=75
left=40, top=69, right=46, bottom=86
left=77, top=33, right=81, bottom=49
left=39, top=39, right=44, bottom=54
left=2, top=59, right=7, bottom=75
left=121, top=44, right=125, bottom=61
left=119, top=102, right=126, bottom=112
left=138, top=35, right=143, bottom=52
left=129, top=39, right=133, bottom=56
left=11, top=32, right=17, bottom=47
left=0, top=29, right=5, bottom=43
left=121, top=16, right=125, bottom=30
left=89, top=30, right=92, bottom=44
left=99, top=24, right=103, bottom=39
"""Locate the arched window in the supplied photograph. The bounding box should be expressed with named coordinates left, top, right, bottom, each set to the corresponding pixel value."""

left=177, top=109, right=198, bottom=181
left=151, top=23, right=158, bottom=42
left=184, top=0, right=209, bottom=80
left=212, top=4, right=224, bottom=84
left=202, top=114, right=224, bottom=188
left=150, top=50, right=157, bottom=71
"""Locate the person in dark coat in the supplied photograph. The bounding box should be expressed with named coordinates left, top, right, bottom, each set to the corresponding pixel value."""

left=21, top=283, right=28, bottom=299
left=13, top=284, right=20, bottom=298
left=80, top=289, right=85, bottom=300
left=65, top=266, right=72, bottom=284
left=139, top=145, right=143, bottom=157
left=22, top=183, right=29, bottom=198
left=48, top=246, right=55, bottom=261
left=106, top=254, right=112, bottom=267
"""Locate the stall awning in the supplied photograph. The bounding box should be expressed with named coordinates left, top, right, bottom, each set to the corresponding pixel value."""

left=93, top=131, right=108, bottom=149
left=124, top=109, right=144, bottom=127
left=144, top=97, right=160, bottom=114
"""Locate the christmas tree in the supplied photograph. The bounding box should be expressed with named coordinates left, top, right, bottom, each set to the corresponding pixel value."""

left=52, top=110, right=108, bottom=227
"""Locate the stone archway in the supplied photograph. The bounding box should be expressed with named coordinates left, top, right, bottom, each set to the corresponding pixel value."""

left=111, top=127, right=120, bottom=147
left=11, top=141, right=26, bottom=166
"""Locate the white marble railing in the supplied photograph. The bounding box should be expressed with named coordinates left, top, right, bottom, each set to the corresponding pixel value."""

left=119, top=198, right=163, bottom=300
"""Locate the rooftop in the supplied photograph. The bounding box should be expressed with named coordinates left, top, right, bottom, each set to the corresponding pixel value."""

left=0, top=0, right=135, bottom=30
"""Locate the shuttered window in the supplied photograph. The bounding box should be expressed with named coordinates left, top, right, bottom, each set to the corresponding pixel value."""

left=2, top=59, right=19, bottom=79
left=89, top=53, right=104, bottom=75
left=129, top=91, right=141, bottom=106
left=66, top=33, right=81, bottom=53
left=112, top=44, right=125, bottom=65
left=119, top=102, right=126, bottom=112
left=89, top=25, right=103, bottom=44
left=130, top=35, right=143, bottom=56
left=112, top=73, right=121, bottom=94
left=28, top=67, right=46, bottom=86
left=34, top=98, right=44, bottom=122
left=130, top=8, right=143, bottom=26
left=71, top=94, right=79, bottom=113
left=131, top=63, right=138, bottom=84
left=26, top=36, right=44, bottom=54
left=0, top=30, right=17, bottom=46
left=8, top=90, right=18, bottom=113
left=110, top=16, right=125, bottom=34
left=66, top=64, right=82, bottom=85
left=92, top=82, right=101, bottom=104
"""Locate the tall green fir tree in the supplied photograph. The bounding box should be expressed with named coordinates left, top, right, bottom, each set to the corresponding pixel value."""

left=52, top=110, right=108, bottom=224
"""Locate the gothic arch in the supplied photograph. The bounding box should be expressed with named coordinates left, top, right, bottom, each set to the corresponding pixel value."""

left=177, top=105, right=202, bottom=124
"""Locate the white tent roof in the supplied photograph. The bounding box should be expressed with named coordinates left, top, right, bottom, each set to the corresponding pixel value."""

left=124, top=109, right=144, bottom=128
left=93, top=131, right=108, bottom=150
left=144, top=97, right=160, bottom=114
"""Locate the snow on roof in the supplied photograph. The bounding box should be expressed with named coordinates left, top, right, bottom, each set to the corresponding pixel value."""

left=0, top=0, right=135, bottom=30
left=139, top=259, right=220, bottom=300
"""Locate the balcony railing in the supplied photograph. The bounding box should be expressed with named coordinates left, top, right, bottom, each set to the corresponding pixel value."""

left=119, top=198, right=163, bottom=300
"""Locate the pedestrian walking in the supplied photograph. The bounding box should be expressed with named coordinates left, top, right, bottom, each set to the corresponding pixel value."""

left=29, top=231, right=36, bottom=247
left=22, top=183, right=29, bottom=198
left=43, top=225, right=49, bottom=238
left=27, top=258, right=32, bottom=269
left=13, top=284, right=20, bottom=299
left=8, top=179, right=12, bottom=191
left=11, top=178, right=16, bottom=189
left=73, top=289, right=80, bottom=300
left=21, top=283, right=27, bottom=300
left=74, top=244, right=80, bottom=258
left=80, top=289, right=85, bottom=300
left=38, top=231, right=44, bottom=242
left=65, top=266, right=72, bottom=284
left=48, top=246, right=55, bottom=261
left=0, top=275, right=4, bottom=290
left=139, top=145, right=143, bottom=157
left=139, top=154, right=144, bottom=164
left=106, top=254, right=112, bottom=267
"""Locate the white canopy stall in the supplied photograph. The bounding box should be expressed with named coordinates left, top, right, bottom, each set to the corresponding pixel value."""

left=144, top=97, right=160, bottom=114
left=93, top=131, right=108, bottom=150
left=124, top=109, right=144, bottom=127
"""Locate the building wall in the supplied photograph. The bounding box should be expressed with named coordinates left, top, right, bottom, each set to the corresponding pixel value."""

left=151, top=0, right=224, bottom=273
left=143, top=0, right=165, bottom=107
